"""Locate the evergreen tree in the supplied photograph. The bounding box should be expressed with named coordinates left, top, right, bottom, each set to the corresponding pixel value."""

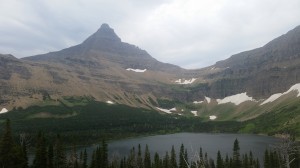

left=198, top=147, right=204, bottom=167
left=22, top=140, right=29, bottom=168
left=209, top=158, right=216, bottom=168
left=170, top=145, right=177, bottom=168
left=90, top=151, right=96, bottom=168
left=184, top=149, right=188, bottom=168
left=243, top=153, right=249, bottom=168
left=68, top=144, right=78, bottom=168
left=54, top=134, right=67, bottom=168
left=48, top=143, right=54, bottom=168
left=216, top=150, right=223, bottom=168
left=232, top=139, right=241, bottom=168
left=102, top=139, right=108, bottom=168
left=127, top=147, right=136, bottom=168
left=249, top=151, right=254, bottom=168
left=255, top=158, right=260, bottom=168
left=179, top=144, right=185, bottom=168
left=144, top=145, right=151, bottom=168
left=224, top=154, right=229, bottom=168
left=264, top=149, right=270, bottom=168
left=204, top=152, right=209, bottom=168
left=153, top=152, right=161, bottom=168
left=0, top=119, right=15, bottom=167
left=163, top=152, right=170, bottom=168
left=83, top=149, right=88, bottom=168
left=137, top=144, right=143, bottom=168
left=32, top=131, right=47, bottom=168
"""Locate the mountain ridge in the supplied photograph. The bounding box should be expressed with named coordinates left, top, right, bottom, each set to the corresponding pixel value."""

left=1, top=24, right=300, bottom=115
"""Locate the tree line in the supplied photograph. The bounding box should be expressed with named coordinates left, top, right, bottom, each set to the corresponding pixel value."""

left=0, top=119, right=299, bottom=168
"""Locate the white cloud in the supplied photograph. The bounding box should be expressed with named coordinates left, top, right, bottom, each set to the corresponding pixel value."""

left=0, top=0, right=299, bottom=68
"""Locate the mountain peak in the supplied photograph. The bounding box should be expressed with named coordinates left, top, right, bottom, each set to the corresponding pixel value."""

left=91, top=23, right=121, bottom=42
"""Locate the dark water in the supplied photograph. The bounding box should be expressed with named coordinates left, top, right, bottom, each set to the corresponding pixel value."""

left=86, top=133, right=280, bottom=163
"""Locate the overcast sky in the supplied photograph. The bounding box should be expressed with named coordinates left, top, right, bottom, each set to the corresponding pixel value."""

left=1, top=0, right=300, bottom=69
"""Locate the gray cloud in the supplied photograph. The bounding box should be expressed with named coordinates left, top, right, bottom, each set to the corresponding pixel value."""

left=0, top=0, right=300, bottom=69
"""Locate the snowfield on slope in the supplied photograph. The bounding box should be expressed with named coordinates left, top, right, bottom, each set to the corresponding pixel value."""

left=0, top=108, right=8, bottom=114
left=156, top=107, right=176, bottom=114
left=106, top=101, right=115, bottom=104
left=260, top=83, right=300, bottom=105
left=205, top=97, right=211, bottom=103
left=191, top=111, right=198, bottom=116
left=126, top=68, right=147, bottom=72
left=216, top=92, right=254, bottom=105
left=209, top=115, right=217, bottom=120
left=193, top=101, right=203, bottom=104
left=174, top=78, right=196, bottom=84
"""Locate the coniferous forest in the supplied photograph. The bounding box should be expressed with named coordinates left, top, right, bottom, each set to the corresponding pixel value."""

left=0, top=119, right=299, bottom=168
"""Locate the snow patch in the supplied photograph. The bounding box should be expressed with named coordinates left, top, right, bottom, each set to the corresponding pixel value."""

left=174, top=78, right=196, bottom=84
left=106, top=101, right=114, bottom=104
left=209, top=115, right=217, bottom=120
left=193, top=101, right=203, bottom=104
left=205, top=97, right=211, bottom=103
left=191, top=111, right=198, bottom=116
left=260, top=83, right=300, bottom=105
left=216, top=92, right=254, bottom=105
left=126, top=68, right=147, bottom=73
left=0, top=108, right=8, bottom=114
left=156, top=107, right=176, bottom=114
left=260, top=93, right=283, bottom=105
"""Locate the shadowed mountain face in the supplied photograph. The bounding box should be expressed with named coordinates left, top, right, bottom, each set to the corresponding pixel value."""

left=1, top=24, right=300, bottom=110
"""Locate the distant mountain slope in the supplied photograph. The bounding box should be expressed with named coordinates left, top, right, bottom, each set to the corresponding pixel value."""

left=195, top=25, right=300, bottom=99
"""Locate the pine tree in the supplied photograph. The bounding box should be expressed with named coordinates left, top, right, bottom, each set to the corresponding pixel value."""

left=153, top=152, right=161, bottom=168
left=144, top=145, right=151, bottom=168
left=54, top=134, right=67, bottom=168
left=32, top=131, right=47, bottom=168
left=137, top=144, right=143, bottom=168
left=204, top=152, right=209, bottom=168
left=47, top=143, right=54, bottom=168
left=224, top=154, right=229, bottom=168
left=216, top=150, right=223, bottom=168
left=90, top=151, right=96, bottom=168
left=264, top=149, right=270, bottom=168
left=68, top=144, right=78, bottom=168
left=170, top=145, right=177, bottom=168
left=198, top=147, right=204, bottom=167
left=243, top=153, right=249, bottom=168
left=127, top=147, right=136, bottom=168
left=22, top=140, right=29, bottom=168
left=102, top=139, right=108, bottom=168
left=83, top=149, right=88, bottom=168
left=232, top=138, right=241, bottom=168
left=184, top=149, right=188, bottom=168
left=179, top=144, right=185, bottom=168
left=209, top=158, right=216, bottom=168
left=249, top=151, right=254, bottom=168
left=0, top=119, right=15, bottom=167
left=163, top=152, right=170, bottom=168
left=255, top=158, right=260, bottom=168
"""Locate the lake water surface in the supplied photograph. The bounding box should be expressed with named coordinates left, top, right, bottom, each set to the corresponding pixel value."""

left=87, top=133, right=280, bottom=163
